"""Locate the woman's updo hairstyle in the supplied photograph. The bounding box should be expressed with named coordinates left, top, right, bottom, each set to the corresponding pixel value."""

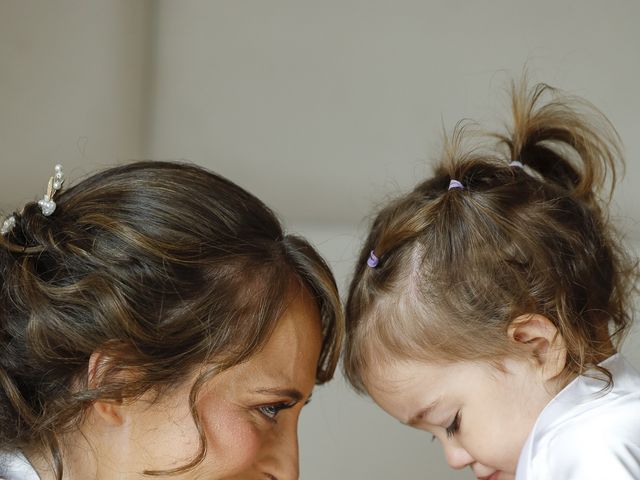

left=344, top=80, right=636, bottom=394
left=0, top=161, right=343, bottom=478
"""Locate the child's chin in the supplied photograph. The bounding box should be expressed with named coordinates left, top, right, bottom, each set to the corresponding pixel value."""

left=495, top=472, right=516, bottom=480
left=479, top=472, right=515, bottom=480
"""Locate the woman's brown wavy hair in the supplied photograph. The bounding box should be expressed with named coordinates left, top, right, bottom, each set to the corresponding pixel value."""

left=344, top=81, right=637, bottom=394
left=0, top=161, right=343, bottom=479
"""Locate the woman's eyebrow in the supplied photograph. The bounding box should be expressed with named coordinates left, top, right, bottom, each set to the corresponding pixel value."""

left=254, top=388, right=306, bottom=402
left=406, top=400, right=439, bottom=426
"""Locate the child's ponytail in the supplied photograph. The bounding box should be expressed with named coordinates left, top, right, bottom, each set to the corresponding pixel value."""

left=496, top=81, right=622, bottom=203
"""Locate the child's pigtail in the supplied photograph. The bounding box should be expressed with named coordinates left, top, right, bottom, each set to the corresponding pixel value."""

left=367, top=124, right=473, bottom=271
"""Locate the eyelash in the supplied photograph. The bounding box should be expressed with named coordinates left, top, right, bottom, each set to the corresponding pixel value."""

left=445, top=412, right=461, bottom=438
left=258, top=402, right=296, bottom=423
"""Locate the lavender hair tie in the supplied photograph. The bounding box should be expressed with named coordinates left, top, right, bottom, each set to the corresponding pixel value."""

left=448, top=179, right=464, bottom=190
left=509, top=160, right=525, bottom=169
left=367, top=250, right=379, bottom=268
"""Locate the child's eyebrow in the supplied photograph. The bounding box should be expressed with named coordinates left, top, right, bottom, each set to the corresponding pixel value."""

left=406, top=400, right=439, bottom=426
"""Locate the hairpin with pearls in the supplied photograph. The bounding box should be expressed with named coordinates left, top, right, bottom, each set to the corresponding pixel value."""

left=1, top=216, right=16, bottom=236
left=37, top=164, right=64, bottom=216
left=1, top=164, right=64, bottom=236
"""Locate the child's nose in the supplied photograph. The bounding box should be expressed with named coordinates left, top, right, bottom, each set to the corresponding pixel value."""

left=443, top=442, right=474, bottom=470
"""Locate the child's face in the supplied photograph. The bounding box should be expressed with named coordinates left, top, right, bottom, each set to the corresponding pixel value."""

left=366, top=356, right=558, bottom=480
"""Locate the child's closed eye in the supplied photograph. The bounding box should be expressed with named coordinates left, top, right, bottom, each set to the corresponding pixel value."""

left=445, top=411, right=461, bottom=438
left=429, top=411, right=461, bottom=442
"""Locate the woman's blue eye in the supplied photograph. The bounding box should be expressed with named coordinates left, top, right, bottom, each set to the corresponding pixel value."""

left=260, top=405, right=280, bottom=419
left=258, top=403, right=294, bottom=421
left=446, top=412, right=461, bottom=438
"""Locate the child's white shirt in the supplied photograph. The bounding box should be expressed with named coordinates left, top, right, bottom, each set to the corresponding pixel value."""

left=516, top=353, right=640, bottom=479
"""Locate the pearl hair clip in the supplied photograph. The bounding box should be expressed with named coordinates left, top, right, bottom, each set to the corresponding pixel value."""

left=38, top=164, right=64, bottom=216
left=1, top=216, right=16, bottom=236
left=1, top=164, right=64, bottom=236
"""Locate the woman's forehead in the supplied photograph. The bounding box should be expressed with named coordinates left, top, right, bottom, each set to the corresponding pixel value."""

left=215, top=292, right=323, bottom=390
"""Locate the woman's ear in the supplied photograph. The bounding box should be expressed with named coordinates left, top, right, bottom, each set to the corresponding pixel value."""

left=507, top=314, right=567, bottom=381
left=88, top=351, right=125, bottom=426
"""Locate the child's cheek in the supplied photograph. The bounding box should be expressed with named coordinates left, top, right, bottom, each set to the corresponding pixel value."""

left=201, top=402, right=262, bottom=477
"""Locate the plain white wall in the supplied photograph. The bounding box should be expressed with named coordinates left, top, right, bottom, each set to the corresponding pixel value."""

left=1, top=2, right=639, bottom=479
left=147, top=0, right=640, bottom=236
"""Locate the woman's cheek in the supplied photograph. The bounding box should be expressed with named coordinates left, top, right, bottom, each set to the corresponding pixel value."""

left=201, top=402, right=263, bottom=477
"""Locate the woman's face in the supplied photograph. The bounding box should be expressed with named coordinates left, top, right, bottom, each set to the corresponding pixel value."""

left=93, top=288, right=323, bottom=480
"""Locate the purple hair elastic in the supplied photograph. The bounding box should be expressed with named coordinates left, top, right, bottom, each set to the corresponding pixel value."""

left=509, top=160, right=525, bottom=169
left=448, top=179, right=464, bottom=190
left=367, top=250, right=379, bottom=268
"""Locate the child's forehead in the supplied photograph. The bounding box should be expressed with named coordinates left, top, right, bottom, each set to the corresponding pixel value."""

left=365, top=356, right=497, bottom=395
left=365, top=357, right=448, bottom=394
left=364, top=360, right=452, bottom=422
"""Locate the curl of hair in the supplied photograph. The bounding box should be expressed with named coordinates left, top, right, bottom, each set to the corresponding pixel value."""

left=344, top=81, right=636, bottom=395
left=0, top=161, right=343, bottom=479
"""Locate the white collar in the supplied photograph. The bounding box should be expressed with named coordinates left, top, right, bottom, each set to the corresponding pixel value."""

left=520, top=353, right=640, bottom=469
left=0, top=451, right=40, bottom=480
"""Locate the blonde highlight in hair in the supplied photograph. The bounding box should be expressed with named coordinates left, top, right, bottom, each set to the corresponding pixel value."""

left=344, top=81, right=636, bottom=394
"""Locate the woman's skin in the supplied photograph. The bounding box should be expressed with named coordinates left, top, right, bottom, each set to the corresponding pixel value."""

left=28, top=286, right=322, bottom=480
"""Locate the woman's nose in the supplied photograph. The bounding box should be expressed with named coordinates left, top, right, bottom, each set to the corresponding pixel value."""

left=442, top=440, right=474, bottom=470
left=260, top=422, right=300, bottom=480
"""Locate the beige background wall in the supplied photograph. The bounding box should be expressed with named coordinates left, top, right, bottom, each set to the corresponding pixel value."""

left=0, top=0, right=152, bottom=207
left=1, top=1, right=639, bottom=479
